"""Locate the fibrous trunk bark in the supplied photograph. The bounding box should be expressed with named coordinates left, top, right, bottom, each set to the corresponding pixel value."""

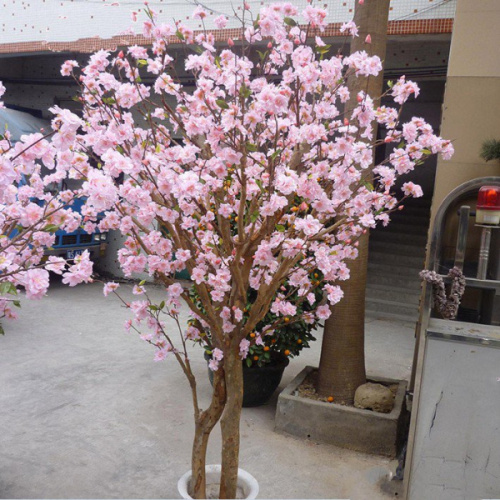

left=219, top=342, right=244, bottom=499
left=317, top=0, right=390, bottom=405
left=317, top=235, right=369, bottom=403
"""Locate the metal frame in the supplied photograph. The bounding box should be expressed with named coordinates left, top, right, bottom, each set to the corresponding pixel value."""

left=403, top=176, right=500, bottom=499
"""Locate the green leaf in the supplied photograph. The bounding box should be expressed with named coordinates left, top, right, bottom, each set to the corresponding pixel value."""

left=0, top=324, right=4, bottom=335
left=216, top=99, right=229, bottom=110
left=139, top=280, right=146, bottom=286
left=246, top=142, right=258, bottom=152
left=284, top=17, right=297, bottom=26
left=256, top=50, right=268, bottom=62
left=275, top=224, right=286, bottom=232
left=102, top=97, right=116, bottom=105
left=0, top=282, right=17, bottom=296
left=255, top=179, right=264, bottom=193
left=315, top=44, right=331, bottom=55
left=245, top=357, right=252, bottom=368
left=270, top=148, right=282, bottom=161
left=361, top=180, right=374, bottom=191
left=13, top=300, right=21, bottom=308
left=44, top=224, right=61, bottom=233
left=240, top=85, right=251, bottom=99
left=176, top=30, right=185, bottom=40
left=253, top=14, right=260, bottom=30
left=137, top=59, right=148, bottom=67
left=250, top=212, right=259, bottom=223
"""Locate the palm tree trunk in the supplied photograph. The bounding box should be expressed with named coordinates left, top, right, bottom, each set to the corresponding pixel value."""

left=317, top=235, right=369, bottom=403
left=317, top=0, right=390, bottom=405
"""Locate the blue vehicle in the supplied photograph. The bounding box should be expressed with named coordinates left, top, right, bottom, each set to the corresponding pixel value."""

left=1, top=107, right=107, bottom=261
left=46, top=196, right=108, bottom=261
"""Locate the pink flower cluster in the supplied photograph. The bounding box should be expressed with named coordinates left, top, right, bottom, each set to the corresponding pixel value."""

left=48, top=3, right=453, bottom=363
left=0, top=82, right=94, bottom=327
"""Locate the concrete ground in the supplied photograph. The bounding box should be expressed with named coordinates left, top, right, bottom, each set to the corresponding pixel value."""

left=0, top=279, right=417, bottom=499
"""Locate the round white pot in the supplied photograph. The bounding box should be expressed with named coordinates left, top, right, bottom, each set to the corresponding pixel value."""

left=177, top=464, right=259, bottom=500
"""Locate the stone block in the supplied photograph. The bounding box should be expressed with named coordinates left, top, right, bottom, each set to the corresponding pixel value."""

left=274, top=366, right=408, bottom=458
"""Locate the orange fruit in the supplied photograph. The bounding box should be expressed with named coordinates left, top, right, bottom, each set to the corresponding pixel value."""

left=327, top=396, right=334, bottom=403
left=249, top=332, right=256, bottom=338
left=253, top=355, right=259, bottom=361
left=297, top=339, right=302, bottom=344
left=284, top=349, right=290, bottom=356
left=284, top=317, right=290, bottom=323
left=263, top=346, right=270, bottom=352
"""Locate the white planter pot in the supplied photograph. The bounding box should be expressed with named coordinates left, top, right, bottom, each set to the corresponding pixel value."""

left=177, top=464, right=259, bottom=499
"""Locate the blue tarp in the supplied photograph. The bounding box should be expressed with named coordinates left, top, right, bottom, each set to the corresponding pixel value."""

left=0, top=108, right=50, bottom=143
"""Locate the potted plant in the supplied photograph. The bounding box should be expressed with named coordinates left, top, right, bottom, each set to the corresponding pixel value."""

left=50, top=2, right=453, bottom=497
left=196, top=273, right=321, bottom=406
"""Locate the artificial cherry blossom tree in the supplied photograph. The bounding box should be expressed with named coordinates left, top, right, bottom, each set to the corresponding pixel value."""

left=52, top=3, right=453, bottom=497
left=0, top=84, right=93, bottom=331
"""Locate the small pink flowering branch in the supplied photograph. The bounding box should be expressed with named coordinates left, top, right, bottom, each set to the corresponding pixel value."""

left=0, top=88, right=94, bottom=330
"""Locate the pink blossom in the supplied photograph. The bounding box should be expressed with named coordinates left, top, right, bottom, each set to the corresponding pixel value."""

left=402, top=182, right=423, bottom=198
left=316, top=304, right=332, bottom=320
left=214, top=15, right=228, bottom=29
left=391, top=76, right=420, bottom=105
left=294, top=215, right=323, bottom=237
left=324, top=284, right=344, bottom=306
left=22, top=269, right=50, bottom=300
left=192, top=6, right=207, bottom=20
left=208, top=358, right=220, bottom=371
left=340, top=21, right=359, bottom=38
left=60, top=60, right=79, bottom=77
left=302, top=6, right=327, bottom=31
left=103, top=282, right=120, bottom=296
left=213, top=348, right=224, bottom=361
left=239, top=339, right=251, bottom=360
left=154, top=348, right=169, bottom=362
left=45, top=256, right=66, bottom=275
left=61, top=250, right=93, bottom=287
left=130, top=300, right=149, bottom=321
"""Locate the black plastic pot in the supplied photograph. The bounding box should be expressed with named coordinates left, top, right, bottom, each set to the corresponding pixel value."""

left=204, top=352, right=289, bottom=407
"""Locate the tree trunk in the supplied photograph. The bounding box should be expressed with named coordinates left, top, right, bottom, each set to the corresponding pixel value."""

left=317, top=235, right=369, bottom=403
left=219, top=342, right=244, bottom=499
left=191, top=368, right=226, bottom=499
left=317, top=0, right=390, bottom=405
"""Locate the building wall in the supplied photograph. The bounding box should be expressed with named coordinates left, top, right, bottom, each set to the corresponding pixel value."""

left=407, top=3, right=500, bottom=495
left=430, top=0, right=500, bottom=221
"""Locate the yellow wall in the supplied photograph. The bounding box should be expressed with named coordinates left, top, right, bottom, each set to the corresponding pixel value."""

left=430, top=0, right=500, bottom=225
